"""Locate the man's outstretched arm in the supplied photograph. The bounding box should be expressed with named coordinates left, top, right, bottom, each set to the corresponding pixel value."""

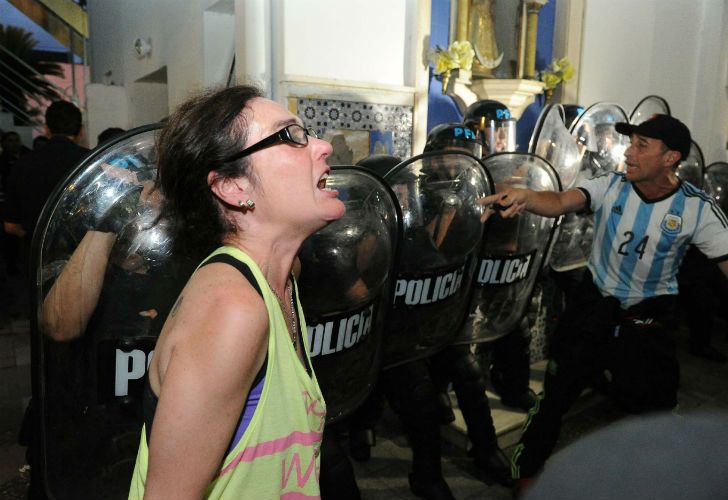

left=477, top=188, right=588, bottom=221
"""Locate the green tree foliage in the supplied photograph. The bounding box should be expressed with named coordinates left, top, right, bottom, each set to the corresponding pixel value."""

left=0, top=24, right=63, bottom=125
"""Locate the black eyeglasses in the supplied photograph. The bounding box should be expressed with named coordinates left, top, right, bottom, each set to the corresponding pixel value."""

left=224, top=124, right=318, bottom=162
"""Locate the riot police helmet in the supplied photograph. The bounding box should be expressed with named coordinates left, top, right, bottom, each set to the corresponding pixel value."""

left=562, top=104, right=585, bottom=129
left=356, top=154, right=402, bottom=178
left=463, top=99, right=517, bottom=155
left=423, top=122, right=482, bottom=158
left=464, top=100, right=511, bottom=126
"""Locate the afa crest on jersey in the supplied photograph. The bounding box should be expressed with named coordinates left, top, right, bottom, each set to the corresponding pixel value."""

left=660, top=213, right=682, bottom=234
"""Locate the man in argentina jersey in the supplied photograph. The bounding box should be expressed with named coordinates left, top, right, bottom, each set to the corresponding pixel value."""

left=477, top=114, right=728, bottom=493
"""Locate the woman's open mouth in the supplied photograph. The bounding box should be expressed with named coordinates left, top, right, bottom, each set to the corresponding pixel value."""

left=317, top=173, right=328, bottom=189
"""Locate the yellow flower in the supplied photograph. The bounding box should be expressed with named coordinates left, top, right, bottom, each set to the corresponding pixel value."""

left=540, top=57, right=576, bottom=90
left=434, top=51, right=457, bottom=74
left=552, top=57, right=570, bottom=72
left=429, top=40, right=475, bottom=75
left=542, top=72, right=561, bottom=90
left=561, top=63, right=575, bottom=82
left=449, top=40, right=475, bottom=71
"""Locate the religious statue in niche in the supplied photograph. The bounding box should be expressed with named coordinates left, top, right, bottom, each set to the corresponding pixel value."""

left=469, top=0, right=504, bottom=76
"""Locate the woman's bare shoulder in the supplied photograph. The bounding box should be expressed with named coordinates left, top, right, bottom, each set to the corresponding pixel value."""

left=153, top=261, right=269, bottom=387
left=187, top=260, right=264, bottom=306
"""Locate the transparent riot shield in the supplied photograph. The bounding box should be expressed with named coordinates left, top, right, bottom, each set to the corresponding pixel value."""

left=30, top=125, right=187, bottom=499
left=529, top=103, right=581, bottom=190
left=456, top=153, right=560, bottom=343
left=482, top=117, right=517, bottom=154
left=676, top=140, right=705, bottom=189
left=549, top=102, right=630, bottom=272
left=527, top=104, right=579, bottom=271
left=629, top=95, right=671, bottom=124
left=569, top=102, right=629, bottom=177
left=705, top=162, right=728, bottom=213
left=298, top=167, right=399, bottom=423
left=379, top=151, right=491, bottom=368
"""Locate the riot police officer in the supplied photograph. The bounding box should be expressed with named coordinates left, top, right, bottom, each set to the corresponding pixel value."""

left=352, top=148, right=511, bottom=499
left=463, top=101, right=537, bottom=411
left=423, top=123, right=513, bottom=486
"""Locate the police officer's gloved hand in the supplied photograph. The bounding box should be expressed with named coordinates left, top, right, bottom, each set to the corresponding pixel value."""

left=93, top=185, right=144, bottom=234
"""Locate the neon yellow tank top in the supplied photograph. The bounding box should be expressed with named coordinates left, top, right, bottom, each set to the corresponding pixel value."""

left=129, top=246, right=326, bottom=499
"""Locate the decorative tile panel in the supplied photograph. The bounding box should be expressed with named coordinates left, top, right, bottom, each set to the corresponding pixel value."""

left=295, top=97, right=413, bottom=164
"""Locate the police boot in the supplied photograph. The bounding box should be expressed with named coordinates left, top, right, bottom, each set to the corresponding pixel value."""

left=348, top=427, right=375, bottom=462
left=498, top=388, right=538, bottom=412
left=491, top=369, right=537, bottom=412
left=436, top=390, right=456, bottom=425
left=470, top=446, right=513, bottom=488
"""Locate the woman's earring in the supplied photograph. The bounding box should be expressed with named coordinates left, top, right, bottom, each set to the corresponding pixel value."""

left=237, top=200, right=244, bottom=207
left=246, top=199, right=255, bottom=209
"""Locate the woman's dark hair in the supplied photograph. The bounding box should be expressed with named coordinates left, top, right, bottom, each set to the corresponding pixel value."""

left=156, top=85, right=264, bottom=259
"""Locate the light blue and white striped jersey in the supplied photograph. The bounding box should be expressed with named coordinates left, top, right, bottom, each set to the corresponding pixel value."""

left=577, top=172, right=728, bottom=308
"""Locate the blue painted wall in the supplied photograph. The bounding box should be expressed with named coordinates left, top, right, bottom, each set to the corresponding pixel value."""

left=427, top=0, right=557, bottom=152
left=426, top=0, right=463, bottom=140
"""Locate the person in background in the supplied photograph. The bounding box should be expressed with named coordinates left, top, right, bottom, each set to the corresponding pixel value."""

left=128, top=85, right=345, bottom=498
left=32, top=136, right=49, bottom=151
left=479, top=114, right=728, bottom=494
left=3, top=100, right=88, bottom=499
left=97, top=127, right=126, bottom=147
left=0, top=131, right=24, bottom=277
left=1, top=131, right=24, bottom=191
left=3, top=101, right=88, bottom=248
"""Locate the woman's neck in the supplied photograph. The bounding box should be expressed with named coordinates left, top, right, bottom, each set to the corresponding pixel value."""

left=223, top=228, right=302, bottom=292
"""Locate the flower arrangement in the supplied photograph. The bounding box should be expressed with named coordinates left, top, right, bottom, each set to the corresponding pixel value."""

left=428, top=40, right=475, bottom=75
left=540, top=57, right=576, bottom=91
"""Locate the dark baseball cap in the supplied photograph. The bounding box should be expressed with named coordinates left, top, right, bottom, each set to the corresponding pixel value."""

left=615, top=114, right=691, bottom=160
